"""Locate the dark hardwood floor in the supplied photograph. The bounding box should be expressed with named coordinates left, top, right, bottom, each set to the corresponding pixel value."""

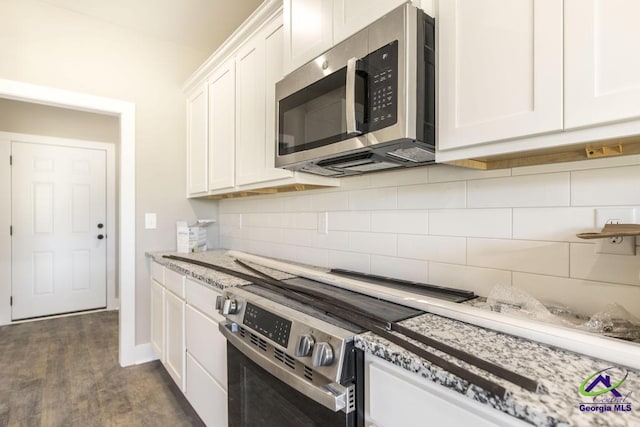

left=0, top=310, right=205, bottom=427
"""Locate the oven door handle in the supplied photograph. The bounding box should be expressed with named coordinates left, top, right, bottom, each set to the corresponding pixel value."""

left=345, top=57, right=362, bottom=137
left=220, top=322, right=352, bottom=413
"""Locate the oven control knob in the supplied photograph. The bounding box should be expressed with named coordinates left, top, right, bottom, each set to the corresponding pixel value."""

left=296, top=334, right=315, bottom=357
left=312, top=342, right=334, bottom=367
left=222, top=298, right=239, bottom=315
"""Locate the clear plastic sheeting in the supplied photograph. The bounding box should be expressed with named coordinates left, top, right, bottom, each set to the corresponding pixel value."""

left=483, top=285, right=640, bottom=343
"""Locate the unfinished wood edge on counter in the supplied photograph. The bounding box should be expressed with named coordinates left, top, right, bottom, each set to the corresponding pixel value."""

left=443, top=134, right=640, bottom=170
left=198, top=183, right=335, bottom=199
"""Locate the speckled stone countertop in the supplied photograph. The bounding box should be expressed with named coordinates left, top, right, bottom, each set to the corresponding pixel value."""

left=146, top=249, right=294, bottom=291
left=148, top=250, right=640, bottom=427
left=356, top=313, right=640, bottom=427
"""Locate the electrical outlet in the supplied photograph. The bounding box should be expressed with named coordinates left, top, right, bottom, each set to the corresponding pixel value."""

left=595, top=208, right=637, bottom=255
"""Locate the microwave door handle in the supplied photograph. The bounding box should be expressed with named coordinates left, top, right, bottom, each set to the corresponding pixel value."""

left=346, top=57, right=362, bottom=136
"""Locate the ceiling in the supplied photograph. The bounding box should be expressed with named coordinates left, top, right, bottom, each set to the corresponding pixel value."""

left=37, top=0, right=264, bottom=53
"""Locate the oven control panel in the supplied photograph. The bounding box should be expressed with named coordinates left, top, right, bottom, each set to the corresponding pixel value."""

left=243, top=302, right=292, bottom=348
left=218, top=288, right=354, bottom=384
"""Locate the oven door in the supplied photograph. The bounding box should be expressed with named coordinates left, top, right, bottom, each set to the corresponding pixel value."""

left=223, top=328, right=362, bottom=426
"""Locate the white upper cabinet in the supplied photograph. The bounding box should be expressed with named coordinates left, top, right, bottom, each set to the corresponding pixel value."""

left=283, top=0, right=333, bottom=74
left=236, top=16, right=293, bottom=186
left=333, top=0, right=408, bottom=45
left=208, top=58, right=236, bottom=191
left=183, top=1, right=339, bottom=198
left=437, top=0, right=563, bottom=151
left=565, top=0, right=640, bottom=129
left=186, top=84, right=208, bottom=197
left=283, top=0, right=420, bottom=76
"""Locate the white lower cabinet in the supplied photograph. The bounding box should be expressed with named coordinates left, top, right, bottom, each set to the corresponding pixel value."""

left=365, top=354, right=528, bottom=427
left=185, top=278, right=228, bottom=426
left=186, top=353, right=228, bottom=427
left=165, top=290, right=186, bottom=392
left=150, top=279, right=165, bottom=361
left=150, top=263, right=227, bottom=426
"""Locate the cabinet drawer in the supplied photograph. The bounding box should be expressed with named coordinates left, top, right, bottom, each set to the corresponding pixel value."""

left=186, top=278, right=224, bottom=322
left=186, top=305, right=227, bottom=388
left=151, top=261, right=164, bottom=284
left=164, top=268, right=186, bottom=298
left=186, top=353, right=228, bottom=427
left=366, top=357, right=527, bottom=427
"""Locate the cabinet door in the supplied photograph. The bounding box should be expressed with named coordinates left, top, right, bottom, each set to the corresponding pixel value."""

left=208, top=58, right=236, bottom=191
left=186, top=305, right=227, bottom=388
left=565, top=0, right=640, bottom=129
left=186, top=84, right=208, bottom=196
left=333, top=0, right=407, bottom=44
left=366, top=355, right=528, bottom=426
left=165, top=291, right=186, bottom=391
left=283, top=0, right=333, bottom=75
left=150, top=279, right=165, bottom=362
left=236, top=14, right=293, bottom=186
left=437, top=0, right=562, bottom=150
left=186, top=353, right=228, bottom=427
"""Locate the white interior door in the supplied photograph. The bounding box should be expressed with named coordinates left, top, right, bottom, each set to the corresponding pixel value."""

left=11, top=141, right=107, bottom=320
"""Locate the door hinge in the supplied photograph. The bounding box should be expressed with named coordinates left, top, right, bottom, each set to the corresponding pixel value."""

left=9, top=155, right=12, bottom=165
left=9, top=225, right=12, bottom=236
left=10, top=296, right=12, bottom=306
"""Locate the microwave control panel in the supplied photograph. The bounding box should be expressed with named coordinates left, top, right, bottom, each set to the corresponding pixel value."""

left=368, top=41, right=398, bottom=131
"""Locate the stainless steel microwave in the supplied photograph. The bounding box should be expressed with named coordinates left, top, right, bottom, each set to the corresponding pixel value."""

left=275, top=4, right=435, bottom=176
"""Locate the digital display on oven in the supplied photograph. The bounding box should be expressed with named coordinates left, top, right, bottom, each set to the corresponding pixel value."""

left=243, top=303, right=292, bottom=348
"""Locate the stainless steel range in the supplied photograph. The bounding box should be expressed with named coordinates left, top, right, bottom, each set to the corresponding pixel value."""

left=218, top=277, right=423, bottom=427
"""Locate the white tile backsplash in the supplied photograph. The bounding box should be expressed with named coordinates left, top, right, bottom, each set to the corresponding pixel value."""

left=370, top=210, right=428, bottom=234
left=397, top=234, right=466, bottom=264
left=348, top=231, right=397, bottom=256
left=429, top=209, right=511, bottom=238
left=428, top=164, right=511, bottom=183
left=370, top=255, right=429, bottom=283
left=467, top=238, right=569, bottom=276
left=218, top=156, right=640, bottom=314
left=570, top=243, right=640, bottom=286
left=397, top=181, right=466, bottom=209
left=348, top=187, right=397, bottom=210
left=428, top=262, right=512, bottom=297
left=512, top=272, right=640, bottom=317
left=328, top=250, right=370, bottom=273
left=571, top=165, right=640, bottom=206
left=328, top=211, right=371, bottom=232
left=467, top=173, right=570, bottom=208
left=312, top=192, right=349, bottom=211
left=512, top=207, right=595, bottom=242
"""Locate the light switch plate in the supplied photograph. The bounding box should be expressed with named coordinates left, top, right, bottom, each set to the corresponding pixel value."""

left=145, top=213, right=157, bottom=229
left=318, top=212, right=328, bottom=235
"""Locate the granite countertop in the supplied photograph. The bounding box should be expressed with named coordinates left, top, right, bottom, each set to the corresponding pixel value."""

left=147, top=250, right=640, bottom=427
left=356, top=314, right=640, bottom=427
left=146, top=249, right=294, bottom=291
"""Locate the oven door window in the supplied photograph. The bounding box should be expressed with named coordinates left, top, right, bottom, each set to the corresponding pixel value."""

left=227, top=344, right=354, bottom=427
left=278, top=67, right=367, bottom=156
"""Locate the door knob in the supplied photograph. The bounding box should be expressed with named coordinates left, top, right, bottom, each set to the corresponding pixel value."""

left=97, top=223, right=104, bottom=229
left=97, top=234, right=105, bottom=240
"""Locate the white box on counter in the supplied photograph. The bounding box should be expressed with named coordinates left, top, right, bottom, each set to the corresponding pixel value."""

left=176, top=220, right=216, bottom=253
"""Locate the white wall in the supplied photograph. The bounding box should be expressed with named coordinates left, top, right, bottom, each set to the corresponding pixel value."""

left=0, top=99, right=120, bottom=143
left=0, top=0, right=220, bottom=343
left=219, top=156, right=640, bottom=319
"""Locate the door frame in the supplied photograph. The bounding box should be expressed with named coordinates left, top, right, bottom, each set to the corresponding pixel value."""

left=5, top=132, right=117, bottom=316
left=0, top=78, right=139, bottom=367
